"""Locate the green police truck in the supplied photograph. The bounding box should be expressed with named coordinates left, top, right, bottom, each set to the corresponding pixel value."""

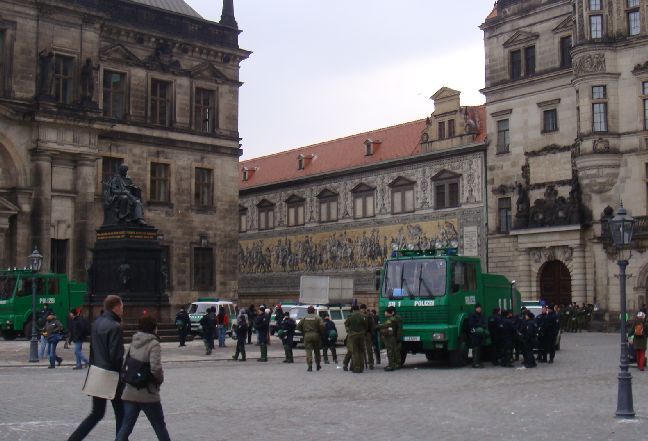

left=377, top=248, right=521, bottom=367
left=0, top=269, right=86, bottom=340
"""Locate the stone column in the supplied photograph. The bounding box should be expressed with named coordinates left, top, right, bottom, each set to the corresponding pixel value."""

left=571, top=245, right=587, bottom=304
left=14, top=190, right=32, bottom=268
left=73, top=156, right=97, bottom=282
left=31, top=152, right=52, bottom=271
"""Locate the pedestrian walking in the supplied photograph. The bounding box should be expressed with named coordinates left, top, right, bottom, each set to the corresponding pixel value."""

left=628, top=311, right=647, bottom=371
left=67, top=295, right=126, bottom=441
left=44, top=313, right=64, bottom=368
left=199, top=307, right=215, bottom=355
left=321, top=313, right=338, bottom=364
left=38, top=303, right=53, bottom=359
left=343, top=304, right=367, bottom=373
left=216, top=306, right=229, bottom=348
left=279, top=311, right=296, bottom=363
left=69, top=308, right=90, bottom=369
left=231, top=315, right=248, bottom=361
left=296, top=306, right=325, bottom=371
left=468, top=303, right=486, bottom=368
left=377, top=306, right=398, bottom=371
left=116, top=314, right=171, bottom=441
left=255, top=306, right=270, bottom=362
left=175, top=308, right=190, bottom=347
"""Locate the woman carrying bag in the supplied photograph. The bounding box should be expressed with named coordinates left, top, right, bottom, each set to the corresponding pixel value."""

left=44, top=313, right=64, bottom=368
left=116, top=315, right=171, bottom=441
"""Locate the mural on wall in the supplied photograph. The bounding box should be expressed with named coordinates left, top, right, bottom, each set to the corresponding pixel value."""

left=239, top=219, right=459, bottom=274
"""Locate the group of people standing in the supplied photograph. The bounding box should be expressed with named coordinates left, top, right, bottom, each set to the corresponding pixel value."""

left=469, top=303, right=561, bottom=369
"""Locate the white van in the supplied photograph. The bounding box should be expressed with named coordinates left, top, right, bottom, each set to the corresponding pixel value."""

left=188, top=299, right=236, bottom=335
left=289, top=305, right=351, bottom=346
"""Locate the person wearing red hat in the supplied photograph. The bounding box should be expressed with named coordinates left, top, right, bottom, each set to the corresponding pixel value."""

left=629, top=311, right=647, bottom=371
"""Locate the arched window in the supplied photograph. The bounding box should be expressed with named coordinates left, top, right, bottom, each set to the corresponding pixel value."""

left=257, top=199, right=275, bottom=230
left=351, top=183, right=375, bottom=219
left=389, top=177, right=415, bottom=214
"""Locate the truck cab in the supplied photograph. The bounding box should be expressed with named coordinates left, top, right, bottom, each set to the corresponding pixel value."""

left=377, top=248, right=520, bottom=366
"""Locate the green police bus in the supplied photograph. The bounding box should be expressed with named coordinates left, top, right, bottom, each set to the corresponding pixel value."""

left=0, top=269, right=86, bottom=340
left=377, top=248, right=521, bottom=367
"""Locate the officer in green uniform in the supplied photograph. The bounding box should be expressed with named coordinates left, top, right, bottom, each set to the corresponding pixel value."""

left=296, top=306, right=325, bottom=371
left=377, top=306, right=399, bottom=371
left=360, top=304, right=375, bottom=370
left=393, top=310, right=403, bottom=368
left=343, top=304, right=367, bottom=373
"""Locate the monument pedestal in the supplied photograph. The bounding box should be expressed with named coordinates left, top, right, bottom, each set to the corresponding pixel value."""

left=88, top=225, right=169, bottom=320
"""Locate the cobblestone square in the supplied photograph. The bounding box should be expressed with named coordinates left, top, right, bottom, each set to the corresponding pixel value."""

left=0, top=333, right=646, bottom=441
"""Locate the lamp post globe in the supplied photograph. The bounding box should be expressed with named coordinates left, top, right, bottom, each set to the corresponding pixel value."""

left=610, top=205, right=635, bottom=418
left=28, top=247, right=43, bottom=363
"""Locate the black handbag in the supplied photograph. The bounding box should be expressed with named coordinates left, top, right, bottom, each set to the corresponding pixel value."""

left=120, top=349, right=153, bottom=389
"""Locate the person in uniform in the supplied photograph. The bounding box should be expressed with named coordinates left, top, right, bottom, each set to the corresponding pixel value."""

left=280, top=311, right=296, bottom=363
left=321, top=313, right=338, bottom=364
left=198, top=307, right=215, bottom=355
left=499, top=310, right=515, bottom=367
left=231, top=315, right=248, bottom=361
left=521, top=310, right=537, bottom=368
left=360, top=304, right=375, bottom=370
left=468, top=303, right=487, bottom=368
left=488, top=308, right=502, bottom=366
left=175, top=308, right=191, bottom=347
left=370, top=309, right=381, bottom=365
left=377, top=306, right=399, bottom=371
left=544, top=304, right=560, bottom=363
left=343, top=304, right=367, bottom=373
left=296, top=306, right=325, bottom=371
left=535, top=305, right=548, bottom=363
left=393, top=309, right=404, bottom=369
left=255, top=306, right=270, bottom=362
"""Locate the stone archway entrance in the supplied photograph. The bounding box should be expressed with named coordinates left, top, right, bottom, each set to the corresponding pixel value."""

left=539, top=260, right=572, bottom=305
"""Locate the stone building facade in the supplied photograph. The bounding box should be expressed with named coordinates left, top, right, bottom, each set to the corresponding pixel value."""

left=482, top=0, right=648, bottom=314
left=239, top=88, right=487, bottom=306
left=0, top=0, right=248, bottom=309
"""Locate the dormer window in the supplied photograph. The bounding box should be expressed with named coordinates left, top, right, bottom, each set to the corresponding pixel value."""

left=242, top=166, right=258, bottom=182
left=298, top=155, right=305, bottom=170
left=242, top=169, right=249, bottom=181
left=364, top=139, right=381, bottom=156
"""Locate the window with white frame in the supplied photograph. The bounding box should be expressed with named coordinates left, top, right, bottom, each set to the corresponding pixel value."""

left=592, top=85, right=608, bottom=132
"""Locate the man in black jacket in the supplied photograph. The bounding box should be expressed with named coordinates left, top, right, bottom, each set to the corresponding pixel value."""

left=522, top=310, right=538, bottom=368
left=280, top=311, right=296, bottom=363
left=468, top=303, right=487, bottom=368
left=67, top=295, right=126, bottom=441
left=199, top=307, right=216, bottom=355
left=255, top=306, right=270, bottom=362
left=175, top=307, right=191, bottom=347
left=69, top=308, right=90, bottom=369
left=232, top=315, right=248, bottom=361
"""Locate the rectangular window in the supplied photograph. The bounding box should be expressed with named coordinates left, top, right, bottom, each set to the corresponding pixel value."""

left=54, top=55, right=74, bottom=104
left=497, top=119, right=510, bottom=153
left=510, top=50, right=522, bottom=80
left=150, top=79, right=172, bottom=126
left=194, top=167, right=213, bottom=208
left=524, top=46, right=536, bottom=76
left=590, top=15, right=603, bottom=39
left=448, top=119, right=455, bottom=138
left=101, top=157, right=123, bottom=183
left=438, top=121, right=445, bottom=139
left=589, top=0, right=602, bottom=10
left=435, top=180, right=460, bottom=209
left=193, top=247, right=214, bottom=290
left=498, top=198, right=512, bottom=234
left=50, top=239, right=68, bottom=274
left=593, top=103, right=608, bottom=132
left=628, top=0, right=639, bottom=7
left=194, top=88, right=216, bottom=132
left=150, top=162, right=170, bottom=203
left=319, top=198, right=338, bottom=223
left=102, top=71, right=126, bottom=119
left=239, top=209, right=247, bottom=233
left=560, top=36, right=572, bottom=68
left=392, top=186, right=415, bottom=214
left=353, top=192, right=375, bottom=219
left=543, top=109, right=558, bottom=133
left=287, top=202, right=305, bottom=227
left=628, top=11, right=641, bottom=36
left=258, top=206, right=274, bottom=230
left=643, top=82, right=648, bottom=130
left=592, top=85, right=606, bottom=100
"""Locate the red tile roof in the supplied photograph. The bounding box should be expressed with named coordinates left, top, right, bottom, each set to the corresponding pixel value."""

left=485, top=4, right=498, bottom=20
left=240, top=105, right=486, bottom=189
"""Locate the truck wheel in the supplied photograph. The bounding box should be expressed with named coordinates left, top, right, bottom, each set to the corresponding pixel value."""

left=448, top=343, right=469, bottom=367
left=2, top=331, right=17, bottom=341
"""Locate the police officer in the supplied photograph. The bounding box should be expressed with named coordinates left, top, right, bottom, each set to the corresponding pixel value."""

left=255, top=306, right=270, bottom=362
left=536, top=305, right=548, bottom=363
left=175, top=307, right=191, bottom=347
left=280, top=311, right=296, bottom=363
left=545, top=304, right=560, bottom=363
left=378, top=306, right=399, bottom=371
left=393, top=308, right=404, bottom=369
left=488, top=307, right=502, bottom=366
left=321, top=313, right=338, bottom=364
left=521, top=310, right=537, bottom=368
left=231, top=315, right=248, bottom=361
left=370, top=309, right=381, bottom=365
left=500, top=310, right=515, bottom=367
left=468, top=303, right=487, bottom=368
left=360, top=304, right=375, bottom=370
left=343, top=304, right=367, bottom=373
left=198, top=307, right=215, bottom=355
left=296, top=306, right=325, bottom=371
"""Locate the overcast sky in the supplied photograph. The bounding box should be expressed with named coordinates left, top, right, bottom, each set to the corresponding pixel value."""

left=185, top=1, right=493, bottom=159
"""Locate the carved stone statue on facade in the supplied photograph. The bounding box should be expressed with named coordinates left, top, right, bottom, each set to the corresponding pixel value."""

left=102, top=164, right=146, bottom=226
left=513, top=182, right=530, bottom=229
left=80, top=58, right=99, bottom=105
left=38, top=50, right=55, bottom=97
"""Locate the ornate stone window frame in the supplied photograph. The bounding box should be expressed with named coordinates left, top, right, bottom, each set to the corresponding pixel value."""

left=0, top=19, right=16, bottom=98
left=257, top=199, right=275, bottom=231
left=317, top=189, right=338, bottom=223
left=351, top=183, right=376, bottom=219
left=191, top=82, right=219, bottom=134
left=389, top=176, right=415, bottom=215
left=285, top=194, right=305, bottom=227
left=191, top=164, right=215, bottom=211
left=100, top=67, right=130, bottom=120
left=147, top=74, right=176, bottom=127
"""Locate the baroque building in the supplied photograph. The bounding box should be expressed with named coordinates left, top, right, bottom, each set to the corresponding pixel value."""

left=482, top=0, right=648, bottom=315
left=239, top=88, right=487, bottom=306
left=0, top=0, right=248, bottom=308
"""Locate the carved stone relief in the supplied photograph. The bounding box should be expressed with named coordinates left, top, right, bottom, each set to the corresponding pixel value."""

left=530, top=246, right=573, bottom=264
left=573, top=53, right=606, bottom=77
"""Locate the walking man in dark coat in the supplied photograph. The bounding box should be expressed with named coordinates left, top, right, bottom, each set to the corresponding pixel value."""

left=232, top=315, right=248, bottom=361
left=468, top=303, right=487, bottom=368
left=175, top=307, right=191, bottom=347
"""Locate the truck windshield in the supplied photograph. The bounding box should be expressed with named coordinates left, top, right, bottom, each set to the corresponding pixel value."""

left=382, top=259, right=447, bottom=299
left=0, top=276, right=16, bottom=300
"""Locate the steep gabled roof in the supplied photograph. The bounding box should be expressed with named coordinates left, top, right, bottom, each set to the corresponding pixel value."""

left=127, top=0, right=202, bottom=19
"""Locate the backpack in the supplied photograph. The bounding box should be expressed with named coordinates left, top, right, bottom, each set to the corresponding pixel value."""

left=635, top=322, right=644, bottom=337
left=120, top=350, right=153, bottom=389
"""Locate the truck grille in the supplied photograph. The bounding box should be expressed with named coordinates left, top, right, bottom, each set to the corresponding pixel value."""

left=399, top=306, right=448, bottom=324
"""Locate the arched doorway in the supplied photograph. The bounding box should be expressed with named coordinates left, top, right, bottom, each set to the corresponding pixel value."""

left=539, top=260, right=572, bottom=305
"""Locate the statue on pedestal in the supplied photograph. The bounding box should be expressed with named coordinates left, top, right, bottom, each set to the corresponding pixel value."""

left=102, top=164, right=146, bottom=226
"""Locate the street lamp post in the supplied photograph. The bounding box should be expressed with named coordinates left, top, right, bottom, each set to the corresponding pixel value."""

left=609, top=205, right=635, bottom=418
left=27, top=247, right=43, bottom=363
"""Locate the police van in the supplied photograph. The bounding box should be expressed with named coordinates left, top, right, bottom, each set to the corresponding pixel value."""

left=187, top=298, right=236, bottom=335
left=288, top=305, right=351, bottom=346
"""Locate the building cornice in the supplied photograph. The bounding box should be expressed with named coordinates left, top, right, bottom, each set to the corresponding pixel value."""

left=100, top=130, right=242, bottom=157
